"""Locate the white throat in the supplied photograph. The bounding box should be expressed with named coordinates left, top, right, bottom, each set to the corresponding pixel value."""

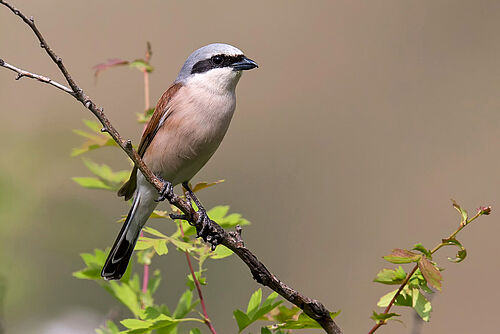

left=185, top=68, right=242, bottom=96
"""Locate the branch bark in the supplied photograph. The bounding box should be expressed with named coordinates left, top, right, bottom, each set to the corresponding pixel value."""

left=0, top=1, right=342, bottom=333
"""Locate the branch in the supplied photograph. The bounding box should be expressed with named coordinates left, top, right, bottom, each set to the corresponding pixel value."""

left=367, top=204, right=491, bottom=334
left=0, top=59, right=73, bottom=94
left=0, top=1, right=342, bottom=333
left=180, top=220, right=217, bottom=334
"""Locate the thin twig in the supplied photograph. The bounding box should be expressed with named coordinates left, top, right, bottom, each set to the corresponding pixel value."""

left=367, top=208, right=489, bottom=334
left=0, top=2, right=341, bottom=333
left=180, top=220, right=217, bottom=334
left=0, top=59, right=73, bottom=94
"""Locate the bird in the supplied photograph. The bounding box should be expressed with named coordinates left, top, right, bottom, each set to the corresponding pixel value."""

left=101, top=43, right=258, bottom=280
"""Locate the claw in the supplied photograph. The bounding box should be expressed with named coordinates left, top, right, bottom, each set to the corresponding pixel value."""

left=169, top=213, right=188, bottom=220
left=155, top=176, right=174, bottom=202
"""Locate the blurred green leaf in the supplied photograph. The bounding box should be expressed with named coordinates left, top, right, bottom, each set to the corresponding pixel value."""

left=189, top=329, right=202, bottom=334
left=186, top=271, right=206, bottom=291
left=72, top=177, right=113, bottom=190
left=374, top=266, right=406, bottom=285
left=143, top=226, right=168, bottom=238
left=234, top=309, right=251, bottom=332
left=95, top=320, right=120, bottom=334
left=418, top=257, right=442, bottom=291
left=153, top=239, right=169, bottom=255
left=412, top=288, right=432, bottom=321
left=260, top=328, right=272, bottom=334
left=129, top=59, right=154, bottom=73
left=210, top=245, right=233, bottom=259
left=73, top=249, right=107, bottom=280
left=452, top=199, right=468, bottom=223
left=173, top=289, right=199, bottom=319
left=104, top=281, right=142, bottom=317
left=266, top=305, right=301, bottom=323
left=370, top=311, right=400, bottom=324
left=192, top=179, right=225, bottom=192
left=234, top=290, right=283, bottom=332
left=247, top=288, right=263, bottom=318
left=72, top=120, right=117, bottom=156
left=441, top=238, right=467, bottom=263
left=274, top=311, right=339, bottom=330
left=383, top=249, right=421, bottom=264
left=137, top=108, right=155, bottom=123
left=377, top=287, right=412, bottom=308
left=412, top=243, right=432, bottom=259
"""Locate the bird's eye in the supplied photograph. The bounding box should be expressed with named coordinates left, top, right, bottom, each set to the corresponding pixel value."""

left=211, top=55, right=224, bottom=65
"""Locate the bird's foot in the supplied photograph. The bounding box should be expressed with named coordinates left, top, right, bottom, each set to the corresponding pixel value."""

left=170, top=209, right=221, bottom=250
left=154, top=176, right=174, bottom=202
left=195, top=209, right=221, bottom=250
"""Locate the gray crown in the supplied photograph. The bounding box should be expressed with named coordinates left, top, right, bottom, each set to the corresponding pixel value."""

left=175, top=43, right=244, bottom=83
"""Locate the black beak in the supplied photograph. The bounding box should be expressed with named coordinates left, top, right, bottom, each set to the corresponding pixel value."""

left=232, top=56, right=258, bottom=71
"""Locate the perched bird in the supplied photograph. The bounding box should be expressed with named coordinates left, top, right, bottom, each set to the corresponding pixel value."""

left=101, top=43, right=257, bottom=280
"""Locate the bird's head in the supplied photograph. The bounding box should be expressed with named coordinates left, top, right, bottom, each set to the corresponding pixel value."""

left=175, top=43, right=258, bottom=93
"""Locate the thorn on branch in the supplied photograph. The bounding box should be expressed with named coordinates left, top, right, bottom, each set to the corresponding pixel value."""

left=125, top=140, right=133, bottom=150
left=40, top=42, right=45, bottom=48
left=29, top=15, right=33, bottom=22
left=15, top=73, right=22, bottom=80
left=56, top=57, right=62, bottom=64
left=100, top=127, right=108, bottom=133
left=84, top=100, right=92, bottom=108
left=0, top=59, right=4, bottom=66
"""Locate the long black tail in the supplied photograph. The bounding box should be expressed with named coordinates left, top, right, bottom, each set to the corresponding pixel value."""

left=101, top=196, right=142, bottom=280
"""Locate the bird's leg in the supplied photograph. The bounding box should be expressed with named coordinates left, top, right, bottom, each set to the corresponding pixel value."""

left=154, top=175, right=174, bottom=202
left=182, top=181, right=220, bottom=250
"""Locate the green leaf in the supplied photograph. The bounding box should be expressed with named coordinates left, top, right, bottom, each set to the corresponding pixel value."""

left=153, top=239, right=169, bottom=255
left=191, top=179, right=225, bottom=192
left=412, top=288, right=432, bottom=321
left=141, top=306, right=162, bottom=320
left=121, top=318, right=153, bottom=330
left=247, top=288, right=263, bottom=318
left=260, top=328, right=272, bottom=334
left=233, top=309, right=251, bottom=332
left=373, top=266, right=406, bottom=285
left=189, top=329, right=202, bottom=334
left=96, top=320, right=120, bottom=334
left=452, top=199, right=468, bottom=223
left=418, top=257, right=442, bottom=291
left=370, top=311, right=400, bottom=324
left=72, top=177, right=113, bottom=190
left=210, top=245, right=234, bottom=259
left=143, top=226, right=168, bottom=238
left=441, top=238, right=467, bottom=263
left=135, top=240, right=154, bottom=251
left=383, top=249, right=421, bottom=264
left=186, top=271, right=206, bottom=290
left=274, top=312, right=323, bottom=329
left=103, top=281, right=142, bottom=317
left=377, top=287, right=412, bottom=308
left=268, top=305, right=301, bottom=323
left=137, top=108, right=155, bottom=123
left=129, top=59, right=154, bottom=73
left=83, top=119, right=104, bottom=132
left=71, top=120, right=117, bottom=156
left=173, top=290, right=194, bottom=319
left=73, top=249, right=107, bottom=280
left=412, top=243, right=432, bottom=259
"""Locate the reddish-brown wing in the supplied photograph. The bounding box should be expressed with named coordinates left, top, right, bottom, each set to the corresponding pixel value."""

left=117, top=82, right=183, bottom=200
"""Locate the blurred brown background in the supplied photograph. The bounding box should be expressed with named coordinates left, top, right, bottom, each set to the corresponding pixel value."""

left=1, top=0, right=499, bottom=333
